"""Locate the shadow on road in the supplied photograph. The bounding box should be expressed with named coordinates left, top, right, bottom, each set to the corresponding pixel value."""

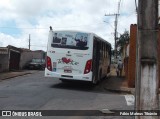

left=50, top=78, right=115, bottom=94
left=51, top=80, right=94, bottom=91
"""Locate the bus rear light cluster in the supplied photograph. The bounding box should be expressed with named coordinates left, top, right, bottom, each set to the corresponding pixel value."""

left=46, top=56, right=52, bottom=71
left=84, top=59, right=92, bottom=74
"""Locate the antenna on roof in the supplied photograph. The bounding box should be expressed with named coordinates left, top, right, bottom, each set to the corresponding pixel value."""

left=50, top=26, right=52, bottom=31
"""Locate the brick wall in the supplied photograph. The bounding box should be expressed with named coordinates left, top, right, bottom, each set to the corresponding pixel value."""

left=0, top=54, right=9, bottom=72
left=128, top=24, right=137, bottom=88
left=127, top=24, right=160, bottom=88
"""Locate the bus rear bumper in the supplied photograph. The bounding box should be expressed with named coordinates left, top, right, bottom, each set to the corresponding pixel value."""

left=45, top=69, right=92, bottom=81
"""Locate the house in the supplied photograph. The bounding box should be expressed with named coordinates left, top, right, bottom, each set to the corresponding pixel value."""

left=0, top=45, right=46, bottom=72
left=0, top=45, right=21, bottom=72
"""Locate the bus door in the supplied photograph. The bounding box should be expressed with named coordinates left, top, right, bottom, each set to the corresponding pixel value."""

left=93, top=39, right=100, bottom=80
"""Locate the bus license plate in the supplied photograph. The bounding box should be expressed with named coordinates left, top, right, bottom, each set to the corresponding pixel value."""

left=64, top=69, right=72, bottom=73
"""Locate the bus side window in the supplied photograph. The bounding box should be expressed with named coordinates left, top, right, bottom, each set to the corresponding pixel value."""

left=93, top=37, right=96, bottom=56
left=103, top=43, right=105, bottom=58
left=100, top=42, right=102, bottom=58
left=100, top=41, right=103, bottom=58
left=106, top=45, right=108, bottom=58
left=102, top=43, right=104, bottom=58
left=102, top=43, right=103, bottom=58
left=104, top=44, right=106, bottom=58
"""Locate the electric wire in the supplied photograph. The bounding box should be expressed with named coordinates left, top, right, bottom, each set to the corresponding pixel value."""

left=0, top=22, right=107, bottom=30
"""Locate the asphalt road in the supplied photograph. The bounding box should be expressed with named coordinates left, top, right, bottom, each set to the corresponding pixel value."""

left=0, top=71, right=134, bottom=119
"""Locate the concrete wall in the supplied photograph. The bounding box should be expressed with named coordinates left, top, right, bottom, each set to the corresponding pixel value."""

left=122, top=43, right=129, bottom=77
left=158, top=25, right=160, bottom=88
left=19, top=51, right=32, bottom=69
left=20, top=51, right=46, bottom=69
left=0, top=54, right=9, bottom=72
left=124, top=57, right=129, bottom=80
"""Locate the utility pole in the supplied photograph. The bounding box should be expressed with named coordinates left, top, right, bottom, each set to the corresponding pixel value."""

left=29, top=34, right=31, bottom=50
left=135, top=0, right=159, bottom=119
left=105, top=0, right=121, bottom=62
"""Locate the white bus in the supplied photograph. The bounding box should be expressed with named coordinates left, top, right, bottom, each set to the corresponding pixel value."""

left=45, top=27, right=111, bottom=84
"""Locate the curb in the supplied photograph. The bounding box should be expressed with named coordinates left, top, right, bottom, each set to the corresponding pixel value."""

left=104, top=87, right=135, bottom=94
left=0, top=71, right=38, bottom=80
left=0, top=73, right=31, bottom=80
left=105, top=87, right=160, bottom=94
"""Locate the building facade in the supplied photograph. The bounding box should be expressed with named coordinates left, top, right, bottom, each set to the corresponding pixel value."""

left=0, top=45, right=46, bottom=72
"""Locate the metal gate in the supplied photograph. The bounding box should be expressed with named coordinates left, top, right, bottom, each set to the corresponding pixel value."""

left=9, top=51, right=20, bottom=71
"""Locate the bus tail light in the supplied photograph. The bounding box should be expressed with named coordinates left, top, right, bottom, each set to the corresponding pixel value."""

left=84, top=59, right=92, bottom=74
left=46, top=56, right=52, bottom=71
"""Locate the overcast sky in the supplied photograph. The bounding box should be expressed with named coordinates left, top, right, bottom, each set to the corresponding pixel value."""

left=0, top=0, right=137, bottom=51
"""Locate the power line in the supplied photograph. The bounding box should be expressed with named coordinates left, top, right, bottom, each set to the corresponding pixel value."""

left=0, top=22, right=106, bottom=30
left=103, top=21, right=114, bottom=29
left=105, top=0, right=122, bottom=61
left=104, top=21, right=122, bottom=35
left=0, top=27, right=47, bottom=29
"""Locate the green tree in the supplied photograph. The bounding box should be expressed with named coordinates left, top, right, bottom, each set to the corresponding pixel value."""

left=116, top=31, right=129, bottom=55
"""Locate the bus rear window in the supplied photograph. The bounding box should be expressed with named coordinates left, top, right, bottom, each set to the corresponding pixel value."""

left=51, top=32, right=89, bottom=50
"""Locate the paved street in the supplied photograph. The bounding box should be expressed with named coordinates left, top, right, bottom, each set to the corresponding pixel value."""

left=0, top=71, right=134, bottom=119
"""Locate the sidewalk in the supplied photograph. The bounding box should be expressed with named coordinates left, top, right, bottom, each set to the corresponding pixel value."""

left=104, top=67, right=135, bottom=94
left=104, top=67, right=160, bottom=94
left=0, top=70, right=38, bottom=80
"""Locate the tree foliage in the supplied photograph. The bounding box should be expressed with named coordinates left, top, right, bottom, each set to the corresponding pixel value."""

left=116, top=31, right=130, bottom=55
